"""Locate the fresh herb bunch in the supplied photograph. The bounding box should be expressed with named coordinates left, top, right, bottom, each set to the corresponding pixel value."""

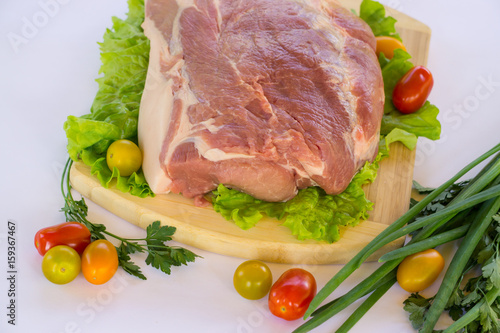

left=61, top=158, right=200, bottom=280
left=404, top=211, right=500, bottom=333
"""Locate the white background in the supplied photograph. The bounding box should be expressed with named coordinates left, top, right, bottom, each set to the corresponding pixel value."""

left=1, top=0, right=500, bottom=332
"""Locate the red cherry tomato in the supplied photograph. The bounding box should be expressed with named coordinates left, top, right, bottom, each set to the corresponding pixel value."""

left=392, top=66, right=434, bottom=114
left=81, top=239, right=119, bottom=285
left=35, top=222, right=91, bottom=256
left=268, top=268, right=317, bottom=321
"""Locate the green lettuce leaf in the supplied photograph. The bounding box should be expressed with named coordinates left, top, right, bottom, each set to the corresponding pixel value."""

left=382, top=101, right=441, bottom=141
left=91, top=158, right=153, bottom=198
left=64, top=0, right=152, bottom=197
left=360, top=0, right=401, bottom=40
left=212, top=185, right=286, bottom=230
left=383, top=128, right=418, bottom=150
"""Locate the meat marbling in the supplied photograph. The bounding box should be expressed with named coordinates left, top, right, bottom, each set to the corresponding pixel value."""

left=138, top=0, right=384, bottom=204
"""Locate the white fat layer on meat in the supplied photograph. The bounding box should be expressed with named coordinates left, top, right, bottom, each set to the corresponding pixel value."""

left=351, top=126, right=380, bottom=163
left=169, top=0, right=194, bottom=55
left=140, top=1, right=236, bottom=194
left=200, top=147, right=255, bottom=162
left=213, top=0, right=222, bottom=33
left=299, top=160, right=326, bottom=178
left=199, top=118, right=221, bottom=134
left=311, top=1, right=359, bottom=131
left=138, top=17, right=173, bottom=193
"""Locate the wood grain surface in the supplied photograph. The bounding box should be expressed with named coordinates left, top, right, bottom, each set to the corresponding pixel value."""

left=70, top=1, right=431, bottom=264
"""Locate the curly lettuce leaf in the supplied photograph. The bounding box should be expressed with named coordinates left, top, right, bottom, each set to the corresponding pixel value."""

left=212, top=150, right=385, bottom=243
left=382, top=101, right=441, bottom=141
left=91, top=158, right=152, bottom=198
left=383, top=128, right=418, bottom=151
left=64, top=0, right=152, bottom=197
left=360, top=0, right=401, bottom=40
left=212, top=185, right=286, bottom=230
left=283, top=152, right=382, bottom=242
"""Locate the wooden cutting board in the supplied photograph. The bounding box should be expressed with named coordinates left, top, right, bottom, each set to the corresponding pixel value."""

left=70, top=1, right=431, bottom=264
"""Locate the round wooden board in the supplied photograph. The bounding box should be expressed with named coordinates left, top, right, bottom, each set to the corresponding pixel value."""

left=70, top=2, right=431, bottom=264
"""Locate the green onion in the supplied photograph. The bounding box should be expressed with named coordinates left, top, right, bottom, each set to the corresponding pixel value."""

left=310, top=269, right=397, bottom=317
left=370, top=183, right=500, bottom=251
left=303, top=143, right=500, bottom=320
left=378, top=223, right=470, bottom=262
left=335, top=278, right=396, bottom=333
left=295, top=262, right=400, bottom=332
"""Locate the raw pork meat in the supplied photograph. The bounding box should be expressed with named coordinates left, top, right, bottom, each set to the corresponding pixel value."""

left=138, top=0, right=384, bottom=203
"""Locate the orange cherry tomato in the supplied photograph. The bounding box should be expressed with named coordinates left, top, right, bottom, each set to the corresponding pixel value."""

left=81, top=239, right=119, bottom=285
left=375, top=36, right=406, bottom=59
left=268, top=268, right=317, bottom=321
left=397, top=249, right=445, bottom=293
left=392, top=65, right=434, bottom=114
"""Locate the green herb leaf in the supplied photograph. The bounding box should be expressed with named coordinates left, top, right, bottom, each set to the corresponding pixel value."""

left=477, top=242, right=495, bottom=264
left=144, top=243, right=200, bottom=275
left=445, top=279, right=465, bottom=313
left=483, top=255, right=500, bottom=290
left=144, top=222, right=201, bottom=275
left=412, top=180, right=436, bottom=194
left=479, top=300, right=499, bottom=332
left=117, top=244, right=146, bottom=280
left=146, top=221, right=176, bottom=242
left=403, top=293, right=433, bottom=330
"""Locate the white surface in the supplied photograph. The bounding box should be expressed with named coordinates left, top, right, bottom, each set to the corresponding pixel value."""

left=1, top=1, right=500, bottom=332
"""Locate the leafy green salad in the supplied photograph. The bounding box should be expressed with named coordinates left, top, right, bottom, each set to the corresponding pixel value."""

left=64, top=0, right=441, bottom=243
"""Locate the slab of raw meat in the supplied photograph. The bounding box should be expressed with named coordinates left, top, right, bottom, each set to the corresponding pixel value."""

left=138, top=0, right=384, bottom=203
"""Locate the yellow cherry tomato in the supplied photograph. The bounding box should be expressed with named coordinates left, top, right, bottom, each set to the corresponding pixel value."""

left=397, top=249, right=445, bottom=293
left=106, top=139, right=142, bottom=177
left=233, top=260, right=273, bottom=300
left=375, top=36, right=407, bottom=59
left=42, top=245, right=81, bottom=285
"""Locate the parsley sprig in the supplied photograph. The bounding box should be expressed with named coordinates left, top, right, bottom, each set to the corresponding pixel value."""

left=61, top=158, right=201, bottom=280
